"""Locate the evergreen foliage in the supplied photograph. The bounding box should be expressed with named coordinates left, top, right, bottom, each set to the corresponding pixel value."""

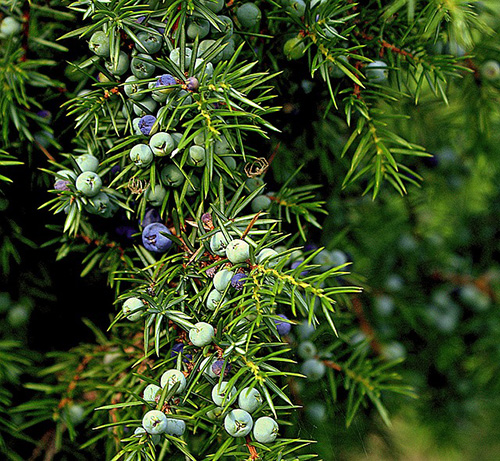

left=0, top=0, right=499, bottom=460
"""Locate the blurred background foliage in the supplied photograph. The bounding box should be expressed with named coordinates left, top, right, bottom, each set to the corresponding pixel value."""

left=0, top=0, right=500, bottom=460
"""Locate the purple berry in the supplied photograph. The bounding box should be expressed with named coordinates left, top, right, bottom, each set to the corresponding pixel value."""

left=186, top=76, right=199, bottom=91
left=138, top=115, right=157, bottom=136
left=115, top=225, right=136, bottom=240
left=212, top=359, right=231, bottom=377
left=135, top=15, right=146, bottom=24
left=140, top=208, right=162, bottom=228
left=54, top=179, right=71, bottom=191
left=171, top=343, right=192, bottom=362
left=291, top=260, right=309, bottom=276
left=206, top=266, right=216, bottom=278
left=156, top=74, right=176, bottom=89
left=274, top=314, right=291, bottom=336
left=110, top=164, right=121, bottom=176
left=201, top=212, right=212, bottom=224
left=142, top=223, right=173, bottom=253
left=37, top=110, right=52, bottom=121
left=230, top=273, right=247, bottom=290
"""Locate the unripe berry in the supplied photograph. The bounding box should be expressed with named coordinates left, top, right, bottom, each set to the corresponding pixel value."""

left=206, top=289, right=227, bottom=310
left=122, top=297, right=144, bottom=321
left=213, top=269, right=234, bottom=292
left=161, top=164, right=184, bottom=187
left=224, top=409, right=253, bottom=437
left=165, top=418, right=186, bottom=436
left=212, top=381, right=237, bottom=406
left=105, top=51, right=130, bottom=76
left=150, top=132, right=175, bottom=157
left=145, top=184, right=166, bottom=207
left=238, top=387, right=262, bottom=413
left=88, top=31, right=109, bottom=57
left=131, top=53, right=156, bottom=78
left=256, top=248, right=279, bottom=267
left=226, top=239, right=250, bottom=263
left=253, top=416, right=279, bottom=443
left=160, top=369, right=187, bottom=394
left=298, top=341, right=317, bottom=360
left=188, top=145, right=206, bottom=167
left=366, top=61, right=388, bottom=82
left=251, top=195, right=271, bottom=213
left=143, top=384, right=162, bottom=402
left=284, top=37, right=306, bottom=60
left=76, top=171, right=102, bottom=197
left=130, top=144, right=154, bottom=167
left=189, top=322, right=215, bottom=346
left=142, top=410, right=167, bottom=435
left=237, top=3, right=261, bottom=28
left=210, top=231, right=229, bottom=256
left=124, top=75, right=145, bottom=101
left=301, top=358, right=326, bottom=381
left=75, top=154, right=99, bottom=173
left=136, top=31, right=162, bottom=54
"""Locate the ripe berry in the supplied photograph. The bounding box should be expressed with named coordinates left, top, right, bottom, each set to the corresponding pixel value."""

left=237, top=387, right=262, bottom=413
left=230, top=273, right=247, bottom=290
left=142, top=410, right=168, bottom=435
left=160, top=369, right=187, bottom=394
left=189, top=322, right=215, bottom=346
left=212, top=359, right=231, bottom=377
left=226, top=239, right=250, bottom=263
left=155, top=74, right=177, bottom=93
left=138, top=115, right=157, bottom=136
left=274, top=314, right=291, bottom=336
left=253, top=416, right=279, bottom=443
left=224, top=409, right=253, bottom=437
left=142, top=223, right=173, bottom=253
left=186, top=76, right=199, bottom=91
